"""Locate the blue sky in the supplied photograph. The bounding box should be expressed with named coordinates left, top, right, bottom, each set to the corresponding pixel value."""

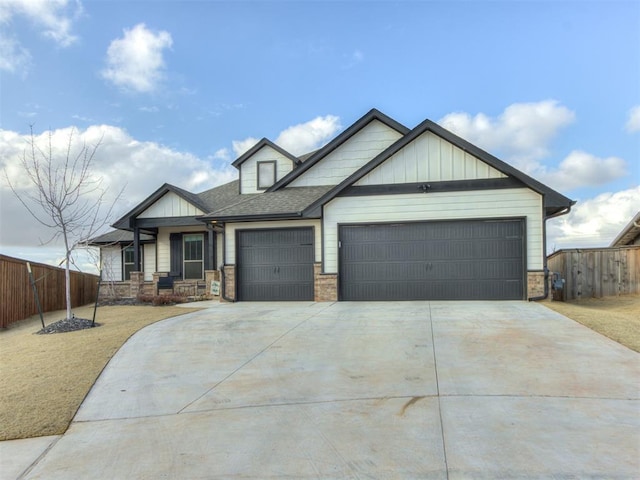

left=1, top=0, right=639, bottom=271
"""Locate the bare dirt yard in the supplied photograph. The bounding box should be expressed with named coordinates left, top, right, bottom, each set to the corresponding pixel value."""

left=542, top=294, right=640, bottom=353
left=0, top=303, right=203, bottom=441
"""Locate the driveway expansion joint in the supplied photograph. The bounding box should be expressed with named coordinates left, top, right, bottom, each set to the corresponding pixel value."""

left=178, top=303, right=336, bottom=414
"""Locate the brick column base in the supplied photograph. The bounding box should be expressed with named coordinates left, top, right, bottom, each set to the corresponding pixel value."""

left=129, top=271, right=144, bottom=298
left=222, top=265, right=236, bottom=302
left=314, top=263, right=338, bottom=302
left=527, top=271, right=546, bottom=299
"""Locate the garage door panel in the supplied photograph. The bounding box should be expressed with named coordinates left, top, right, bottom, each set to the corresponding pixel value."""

left=339, top=220, right=525, bottom=301
left=237, top=228, right=314, bottom=301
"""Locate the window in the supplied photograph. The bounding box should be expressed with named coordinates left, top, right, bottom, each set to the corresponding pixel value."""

left=183, top=234, right=204, bottom=279
left=257, top=161, right=276, bottom=190
left=122, top=246, right=142, bottom=281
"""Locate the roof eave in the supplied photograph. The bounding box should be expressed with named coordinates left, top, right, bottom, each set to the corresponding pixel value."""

left=198, top=211, right=311, bottom=223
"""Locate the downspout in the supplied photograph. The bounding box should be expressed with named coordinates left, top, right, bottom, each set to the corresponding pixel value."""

left=528, top=205, right=572, bottom=301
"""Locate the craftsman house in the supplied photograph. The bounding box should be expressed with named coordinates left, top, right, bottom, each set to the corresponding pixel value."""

left=91, top=108, right=574, bottom=301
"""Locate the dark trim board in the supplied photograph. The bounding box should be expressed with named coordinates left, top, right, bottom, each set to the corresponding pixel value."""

left=338, top=217, right=527, bottom=301
left=340, top=177, right=525, bottom=197
left=135, top=217, right=205, bottom=228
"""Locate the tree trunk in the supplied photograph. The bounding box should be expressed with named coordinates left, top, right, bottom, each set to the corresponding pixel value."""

left=64, top=237, right=72, bottom=320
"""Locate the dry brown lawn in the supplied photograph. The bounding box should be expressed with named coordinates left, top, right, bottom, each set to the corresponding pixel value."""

left=0, top=304, right=202, bottom=441
left=543, top=294, right=640, bottom=353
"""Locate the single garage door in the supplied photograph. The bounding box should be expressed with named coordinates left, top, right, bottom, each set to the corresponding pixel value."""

left=237, top=228, right=314, bottom=301
left=339, top=219, right=525, bottom=301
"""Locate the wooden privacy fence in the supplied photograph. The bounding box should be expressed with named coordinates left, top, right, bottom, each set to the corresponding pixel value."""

left=547, top=246, right=640, bottom=300
left=0, top=254, right=100, bottom=328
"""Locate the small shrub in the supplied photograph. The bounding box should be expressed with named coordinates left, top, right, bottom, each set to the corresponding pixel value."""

left=152, top=295, right=183, bottom=306
left=135, top=293, right=187, bottom=306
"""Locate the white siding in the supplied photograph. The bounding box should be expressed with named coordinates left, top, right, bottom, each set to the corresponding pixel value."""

left=323, top=188, right=543, bottom=272
left=356, top=131, right=506, bottom=185
left=289, top=120, right=404, bottom=187
left=138, top=192, right=204, bottom=218
left=156, top=226, right=209, bottom=273
left=216, top=233, right=224, bottom=269
left=224, top=219, right=322, bottom=264
left=240, top=146, right=295, bottom=194
left=143, top=243, right=156, bottom=281
left=101, top=246, right=122, bottom=281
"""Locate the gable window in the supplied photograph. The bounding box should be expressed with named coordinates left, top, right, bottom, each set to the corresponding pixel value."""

left=257, top=161, right=276, bottom=190
left=123, top=245, right=142, bottom=281
left=183, top=234, right=204, bottom=280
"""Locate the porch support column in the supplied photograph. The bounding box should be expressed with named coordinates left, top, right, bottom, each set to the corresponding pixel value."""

left=133, top=225, right=141, bottom=272
left=207, top=228, right=215, bottom=271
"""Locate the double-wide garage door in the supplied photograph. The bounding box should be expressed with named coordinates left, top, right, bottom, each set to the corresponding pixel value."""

left=237, top=228, right=314, bottom=301
left=339, top=219, right=525, bottom=301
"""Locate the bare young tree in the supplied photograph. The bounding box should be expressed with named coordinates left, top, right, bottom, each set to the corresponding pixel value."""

left=4, top=126, right=123, bottom=321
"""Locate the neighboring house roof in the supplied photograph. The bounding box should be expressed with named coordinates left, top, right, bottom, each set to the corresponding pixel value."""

left=89, top=230, right=155, bottom=245
left=231, top=138, right=300, bottom=168
left=610, top=211, right=640, bottom=247
left=200, top=185, right=333, bottom=221
left=267, top=108, right=410, bottom=191
left=301, top=118, right=575, bottom=219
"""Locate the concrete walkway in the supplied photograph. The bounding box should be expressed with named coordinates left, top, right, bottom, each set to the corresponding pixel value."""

left=3, top=301, right=639, bottom=479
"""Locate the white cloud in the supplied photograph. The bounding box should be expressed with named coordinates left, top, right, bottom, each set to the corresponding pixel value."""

left=232, top=137, right=260, bottom=157
left=275, top=115, right=342, bottom=156
left=547, top=186, right=640, bottom=251
left=535, top=150, right=628, bottom=192
left=0, top=125, right=237, bottom=250
left=0, top=34, right=31, bottom=73
left=439, top=100, right=575, bottom=168
left=229, top=115, right=342, bottom=158
left=438, top=100, right=631, bottom=191
left=0, top=0, right=81, bottom=73
left=625, top=105, right=640, bottom=133
left=101, top=23, right=173, bottom=93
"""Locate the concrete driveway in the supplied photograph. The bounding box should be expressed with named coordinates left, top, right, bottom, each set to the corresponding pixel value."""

left=4, top=301, right=639, bottom=479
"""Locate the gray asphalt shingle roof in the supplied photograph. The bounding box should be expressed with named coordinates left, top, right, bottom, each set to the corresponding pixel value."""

left=201, top=185, right=333, bottom=219
left=89, top=230, right=155, bottom=244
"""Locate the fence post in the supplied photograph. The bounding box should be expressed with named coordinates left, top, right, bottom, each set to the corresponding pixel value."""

left=92, top=271, right=102, bottom=327
left=26, top=262, right=45, bottom=329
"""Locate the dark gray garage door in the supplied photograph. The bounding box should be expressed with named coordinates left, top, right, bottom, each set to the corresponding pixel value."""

left=339, top=219, right=525, bottom=301
left=237, top=228, right=314, bottom=301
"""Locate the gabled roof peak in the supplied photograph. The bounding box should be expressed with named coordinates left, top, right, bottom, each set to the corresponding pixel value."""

left=267, top=108, right=409, bottom=191
left=231, top=137, right=299, bottom=169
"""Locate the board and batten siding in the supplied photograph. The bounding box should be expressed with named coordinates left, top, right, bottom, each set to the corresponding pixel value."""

left=356, top=131, right=506, bottom=186
left=289, top=120, right=404, bottom=187
left=323, top=188, right=543, bottom=273
left=240, top=146, right=296, bottom=194
left=225, top=219, right=322, bottom=265
left=101, top=246, right=122, bottom=281
left=143, top=243, right=156, bottom=281
left=138, top=191, right=204, bottom=218
left=156, top=226, right=210, bottom=273
left=101, top=244, right=156, bottom=281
